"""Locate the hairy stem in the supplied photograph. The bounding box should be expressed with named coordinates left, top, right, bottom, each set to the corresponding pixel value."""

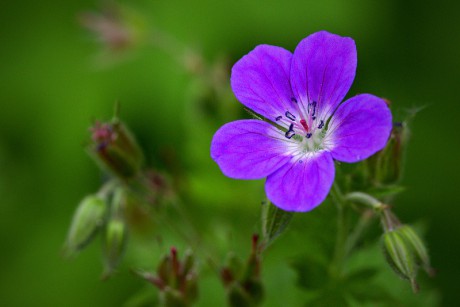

left=344, top=192, right=383, bottom=210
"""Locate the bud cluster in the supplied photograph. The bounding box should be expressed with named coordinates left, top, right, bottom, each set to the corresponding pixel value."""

left=64, top=183, right=129, bottom=278
left=136, top=248, right=198, bottom=306
left=220, top=235, right=264, bottom=307
left=380, top=208, right=433, bottom=292
left=65, top=114, right=176, bottom=278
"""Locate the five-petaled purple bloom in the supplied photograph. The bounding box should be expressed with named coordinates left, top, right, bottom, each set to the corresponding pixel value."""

left=211, top=31, right=392, bottom=212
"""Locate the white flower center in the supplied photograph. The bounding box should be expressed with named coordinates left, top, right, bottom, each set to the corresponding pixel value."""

left=276, top=99, right=328, bottom=154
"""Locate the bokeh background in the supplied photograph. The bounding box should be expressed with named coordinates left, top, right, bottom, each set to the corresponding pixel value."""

left=1, top=0, right=459, bottom=306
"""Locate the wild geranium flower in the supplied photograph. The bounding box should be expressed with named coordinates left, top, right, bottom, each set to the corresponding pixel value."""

left=211, top=31, right=392, bottom=212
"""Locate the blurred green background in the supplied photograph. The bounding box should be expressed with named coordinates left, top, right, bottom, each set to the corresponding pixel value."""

left=1, top=0, right=459, bottom=306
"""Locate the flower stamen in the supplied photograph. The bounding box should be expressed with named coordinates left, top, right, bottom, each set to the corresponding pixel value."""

left=318, top=120, right=324, bottom=129
left=285, top=123, right=296, bottom=139
left=285, top=111, right=296, bottom=121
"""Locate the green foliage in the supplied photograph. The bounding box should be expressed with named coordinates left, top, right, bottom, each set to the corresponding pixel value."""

left=0, top=0, right=454, bottom=306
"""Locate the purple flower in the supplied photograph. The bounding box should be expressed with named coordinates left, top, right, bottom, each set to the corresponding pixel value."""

left=211, top=31, right=392, bottom=212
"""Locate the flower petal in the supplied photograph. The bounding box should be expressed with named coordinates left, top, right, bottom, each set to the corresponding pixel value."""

left=326, top=94, right=392, bottom=163
left=231, top=45, right=295, bottom=121
left=211, top=120, right=293, bottom=179
left=290, top=31, right=357, bottom=120
left=265, top=152, right=335, bottom=212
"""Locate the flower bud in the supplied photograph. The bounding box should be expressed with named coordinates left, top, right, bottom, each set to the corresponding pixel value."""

left=89, top=119, right=144, bottom=179
left=366, top=121, right=409, bottom=186
left=398, top=225, right=434, bottom=276
left=65, top=195, right=107, bottom=256
left=102, top=217, right=127, bottom=278
left=382, top=230, right=419, bottom=292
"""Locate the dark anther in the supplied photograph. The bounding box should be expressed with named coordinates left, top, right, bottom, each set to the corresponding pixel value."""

left=311, top=101, right=317, bottom=116
left=312, top=116, right=316, bottom=120
left=275, top=116, right=282, bottom=121
left=285, top=111, right=296, bottom=121
left=306, top=133, right=312, bottom=139
left=291, top=97, right=298, bottom=103
left=285, top=131, right=295, bottom=139
left=285, top=123, right=295, bottom=139
left=318, top=120, right=324, bottom=129
left=394, top=122, right=403, bottom=127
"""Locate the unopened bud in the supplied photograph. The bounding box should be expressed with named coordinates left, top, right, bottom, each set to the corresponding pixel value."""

left=65, top=195, right=107, bottom=255
left=367, top=121, right=409, bottom=186
left=399, top=225, right=434, bottom=276
left=89, top=119, right=144, bottom=179
left=102, top=217, right=127, bottom=278
left=382, top=230, right=419, bottom=292
left=111, top=187, right=127, bottom=217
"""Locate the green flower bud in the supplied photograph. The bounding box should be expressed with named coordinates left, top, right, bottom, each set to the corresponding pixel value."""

left=382, top=230, right=419, bottom=292
left=110, top=187, right=127, bottom=217
left=102, top=218, right=127, bottom=278
left=366, top=119, right=410, bottom=186
left=399, top=225, right=434, bottom=276
left=65, top=195, right=107, bottom=256
left=89, top=119, right=144, bottom=179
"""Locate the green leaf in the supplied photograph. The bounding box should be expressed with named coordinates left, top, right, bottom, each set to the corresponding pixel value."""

left=261, top=201, right=294, bottom=248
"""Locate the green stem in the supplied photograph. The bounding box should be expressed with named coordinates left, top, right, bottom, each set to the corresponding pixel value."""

left=344, top=192, right=383, bottom=210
